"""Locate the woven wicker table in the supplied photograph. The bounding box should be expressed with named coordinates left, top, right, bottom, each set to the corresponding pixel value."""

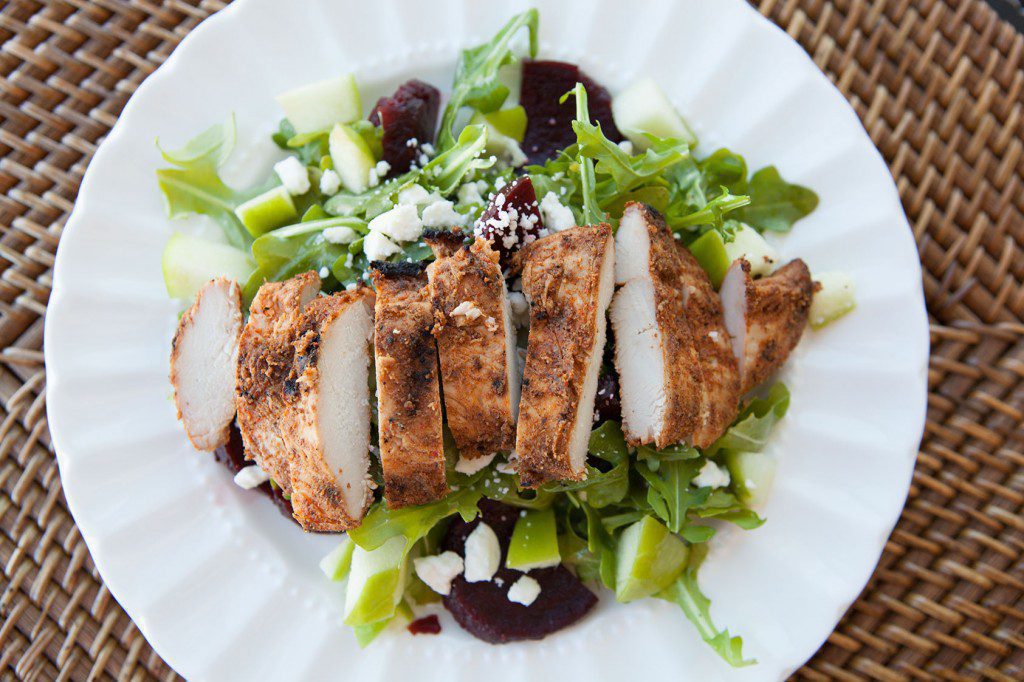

left=1, top=1, right=1021, bottom=679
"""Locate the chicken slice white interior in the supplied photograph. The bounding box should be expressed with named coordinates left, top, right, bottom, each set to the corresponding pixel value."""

left=371, top=262, right=449, bottom=508
left=287, top=287, right=376, bottom=532
left=170, top=277, right=243, bottom=451
left=425, top=230, right=520, bottom=459
left=611, top=203, right=702, bottom=449
left=721, top=258, right=814, bottom=394
left=513, top=224, right=615, bottom=487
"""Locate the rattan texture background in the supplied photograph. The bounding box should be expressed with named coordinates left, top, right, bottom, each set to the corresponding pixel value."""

left=0, top=0, right=1021, bottom=679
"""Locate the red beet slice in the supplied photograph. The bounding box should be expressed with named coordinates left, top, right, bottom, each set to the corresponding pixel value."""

left=407, top=615, right=442, bottom=635
left=594, top=370, right=621, bottom=423
left=442, top=500, right=598, bottom=644
left=520, top=60, right=623, bottom=165
left=214, top=423, right=298, bottom=525
left=473, top=176, right=545, bottom=270
left=369, top=79, right=441, bottom=175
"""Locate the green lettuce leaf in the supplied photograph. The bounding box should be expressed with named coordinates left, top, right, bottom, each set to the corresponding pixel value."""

left=422, top=124, right=495, bottom=194
left=733, top=166, right=818, bottom=233
left=707, top=382, right=790, bottom=455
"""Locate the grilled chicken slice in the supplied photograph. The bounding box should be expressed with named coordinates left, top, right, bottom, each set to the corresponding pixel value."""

left=721, top=258, right=814, bottom=394
left=235, top=271, right=321, bottom=494
left=425, top=230, right=520, bottom=459
left=513, top=224, right=615, bottom=487
left=674, top=242, right=742, bottom=447
left=286, top=287, right=376, bottom=532
left=170, top=277, right=243, bottom=451
left=371, top=262, right=449, bottom=508
left=611, top=203, right=702, bottom=449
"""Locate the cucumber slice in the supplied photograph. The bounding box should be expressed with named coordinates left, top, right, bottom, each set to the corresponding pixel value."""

left=329, top=123, right=376, bottom=193
left=810, top=271, right=856, bottom=329
left=615, top=516, right=690, bottom=603
left=724, top=223, right=779, bottom=277
left=612, top=77, right=696, bottom=150
left=319, top=538, right=355, bottom=582
left=724, top=451, right=776, bottom=507
left=234, top=186, right=298, bottom=237
left=688, top=230, right=730, bottom=288
left=275, top=74, right=362, bottom=134
left=506, top=508, right=561, bottom=571
left=344, top=536, right=409, bottom=626
left=470, top=110, right=527, bottom=166
left=162, top=232, right=254, bottom=300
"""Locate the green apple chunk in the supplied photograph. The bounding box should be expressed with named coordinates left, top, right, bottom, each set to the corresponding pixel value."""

left=344, top=536, right=409, bottom=626
left=687, top=230, right=731, bottom=288
left=319, top=538, right=355, bottom=582
left=234, top=186, right=298, bottom=237
left=329, top=123, right=376, bottom=193
left=162, top=232, right=254, bottom=300
left=506, top=508, right=561, bottom=571
left=810, top=271, right=856, bottom=329
left=612, top=77, right=696, bottom=150
left=275, top=74, right=362, bottom=134
left=724, top=223, right=779, bottom=277
left=724, top=451, right=776, bottom=507
left=470, top=109, right=527, bottom=165
left=615, top=516, right=690, bottom=603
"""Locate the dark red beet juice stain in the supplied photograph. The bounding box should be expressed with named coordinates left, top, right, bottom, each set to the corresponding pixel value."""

left=407, top=614, right=442, bottom=635
left=474, top=176, right=544, bottom=270
left=520, top=60, right=623, bottom=165
left=214, top=423, right=298, bottom=525
left=441, top=500, right=597, bottom=644
left=369, top=79, right=441, bottom=175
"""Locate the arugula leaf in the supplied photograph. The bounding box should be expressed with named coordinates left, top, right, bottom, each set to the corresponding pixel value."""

left=158, top=115, right=237, bottom=168
left=659, top=544, right=754, bottom=667
left=436, top=10, right=539, bottom=151
left=673, top=188, right=751, bottom=231
left=570, top=494, right=617, bottom=589
left=698, top=148, right=747, bottom=194
left=422, top=124, right=495, bottom=194
left=637, top=459, right=709, bottom=533
left=707, top=382, right=790, bottom=455
left=543, top=421, right=630, bottom=507
left=733, top=166, right=818, bottom=233
left=562, top=83, right=605, bottom=225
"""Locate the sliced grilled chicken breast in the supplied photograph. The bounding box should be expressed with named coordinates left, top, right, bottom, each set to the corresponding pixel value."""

left=287, top=287, right=376, bottom=532
left=611, top=203, right=702, bottom=449
left=371, top=262, right=449, bottom=508
left=513, top=224, right=615, bottom=487
left=721, top=258, right=814, bottom=394
left=236, top=271, right=321, bottom=494
left=170, top=277, right=243, bottom=451
left=425, top=230, right=519, bottom=459
left=675, top=243, right=741, bottom=448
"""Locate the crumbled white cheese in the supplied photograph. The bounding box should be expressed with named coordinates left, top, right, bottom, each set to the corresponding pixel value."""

left=450, top=300, right=483, bottom=324
left=494, top=177, right=507, bottom=191
left=618, top=140, right=635, bottom=155
left=507, top=575, right=541, bottom=606
left=413, top=551, right=464, bottom=596
left=375, top=160, right=391, bottom=176
left=363, top=230, right=402, bottom=262
left=273, top=156, right=310, bottom=195
left=233, top=464, right=270, bottom=490
left=397, top=184, right=432, bottom=206
left=539, top=192, right=576, bottom=232
left=405, top=137, right=419, bottom=148
left=319, top=168, right=342, bottom=195
left=495, top=461, right=516, bottom=475
left=457, top=182, right=484, bottom=206
left=421, top=199, right=464, bottom=228
left=368, top=204, right=423, bottom=242
left=507, top=291, right=530, bottom=328
left=318, top=266, right=330, bottom=278
left=694, top=460, right=731, bottom=489
left=463, top=522, right=500, bottom=582
left=345, top=282, right=358, bottom=291
left=420, top=142, right=435, bottom=156
left=322, top=226, right=358, bottom=244
left=455, top=452, right=496, bottom=475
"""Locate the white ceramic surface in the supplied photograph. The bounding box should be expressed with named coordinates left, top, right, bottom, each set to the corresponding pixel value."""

left=44, top=0, right=929, bottom=679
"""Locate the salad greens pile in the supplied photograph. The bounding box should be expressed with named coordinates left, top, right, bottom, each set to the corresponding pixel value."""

left=157, top=9, right=821, bottom=666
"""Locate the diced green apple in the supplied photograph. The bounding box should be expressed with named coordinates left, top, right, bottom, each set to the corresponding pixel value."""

left=615, top=516, right=690, bottom=603
left=612, top=77, right=696, bottom=150
left=344, top=536, right=409, bottom=626
left=234, top=186, right=298, bottom=237
left=329, top=123, right=376, bottom=193
left=506, top=508, right=561, bottom=571
left=724, top=451, right=776, bottom=507
left=484, top=106, right=527, bottom=141
left=724, top=223, right=779, bottom=277
left=688, top=230, right=731, bottom=288
left=470, top=110, right=527, bottom=165
left=275, top=74, right=362, bottom=134
left=810, top=271, right=856, bottom=329
left=319, top=538, right=355, bottom=582
left=162, top=232, right=254, bottom=300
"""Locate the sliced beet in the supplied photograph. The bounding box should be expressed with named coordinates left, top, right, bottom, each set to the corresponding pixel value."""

left=214, top=423, right=298, bottom=525
left=369, top=79, right=441, bottom=175
left=473, top=176, right=544, bottom=270
left=594, top=370, right=621, bottom=423
left=442, top=500, right=598, bottom=644
left=520, top=60, right=623, bottom=165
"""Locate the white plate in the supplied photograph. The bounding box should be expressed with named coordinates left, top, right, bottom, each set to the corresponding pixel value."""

left=44, top=0, right=929, bottom=679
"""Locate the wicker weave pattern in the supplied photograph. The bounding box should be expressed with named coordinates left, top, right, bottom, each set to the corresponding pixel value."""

left=0, top=0, right=1021, bottom=679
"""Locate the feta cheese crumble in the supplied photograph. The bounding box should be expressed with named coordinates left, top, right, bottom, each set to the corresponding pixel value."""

left=318, top=266, right=330, bottom=278
left=539, top=192, right=576, bottom=232
left=273, top=156, right=310, bottom=195
left=233, top=464, right=270, bottom=490
left=397, top=183, right=432, bottom=206
left=319, top=168, right=341, bottom=195
left=507, top=575, right=541, bottom=606
left=463, top=522, right=501, bottom=582
left=322, top=226, right=358, bottom=244
left=421, top=199, right=464, bottom=228
left=457, top=182, right=484, bottom=205
left=368, top=204, right=423, bottom=242
left=363, top=230, right=402, bottom=262
left=693, top=460, right=731, bottom=489
left=413, top=551, right=464, bottom=596
left=455, top=452, right=497, bottom=475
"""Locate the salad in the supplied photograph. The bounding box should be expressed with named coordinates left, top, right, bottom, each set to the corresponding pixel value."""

left=160, top=9, right=856, bottom=666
